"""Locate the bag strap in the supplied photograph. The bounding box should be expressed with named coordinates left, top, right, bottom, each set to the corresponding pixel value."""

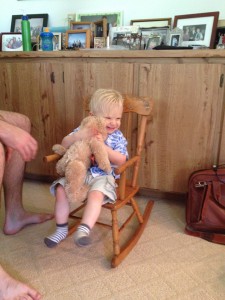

left=185, top=226, right=225, bottom=244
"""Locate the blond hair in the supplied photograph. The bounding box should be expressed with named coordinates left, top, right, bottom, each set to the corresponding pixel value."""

left=89, top=89, right=124, bottom=115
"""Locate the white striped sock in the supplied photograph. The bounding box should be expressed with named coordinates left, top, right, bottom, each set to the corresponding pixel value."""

left=44, top=225, right=68, bottom=248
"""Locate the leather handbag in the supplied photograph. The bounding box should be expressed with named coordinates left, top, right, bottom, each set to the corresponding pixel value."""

left=185, top=165, right=225, bottom=244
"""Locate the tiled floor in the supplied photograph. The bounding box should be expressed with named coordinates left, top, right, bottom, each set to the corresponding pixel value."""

left=1, top=180, right=225, bottom=299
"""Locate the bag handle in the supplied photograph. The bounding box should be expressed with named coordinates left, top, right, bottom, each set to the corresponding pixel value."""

left=185, top=226, right=225, bottom=244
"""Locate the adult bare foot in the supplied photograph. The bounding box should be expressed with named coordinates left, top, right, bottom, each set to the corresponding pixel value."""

left=0, top=265, right=41, bottom=300
left=3, top=211, right=53, bottom=235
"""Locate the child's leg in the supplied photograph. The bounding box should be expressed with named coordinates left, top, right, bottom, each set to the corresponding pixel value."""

left=74, top=190, right=104, bottom=246
left=44, top=184, right=70, bottom=248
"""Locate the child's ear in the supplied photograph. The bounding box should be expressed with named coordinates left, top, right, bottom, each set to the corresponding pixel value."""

left=89, top=112, right=93, bottom=116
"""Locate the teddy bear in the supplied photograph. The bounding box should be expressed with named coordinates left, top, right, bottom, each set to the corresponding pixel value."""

left=52, top=116, right=111, bottom=203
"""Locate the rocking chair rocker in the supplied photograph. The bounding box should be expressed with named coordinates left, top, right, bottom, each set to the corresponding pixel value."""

left=44, top=94, right=154, bottom=267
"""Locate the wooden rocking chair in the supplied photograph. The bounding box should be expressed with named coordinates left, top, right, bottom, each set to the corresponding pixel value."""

left=44, top=94, right=154, bottom=267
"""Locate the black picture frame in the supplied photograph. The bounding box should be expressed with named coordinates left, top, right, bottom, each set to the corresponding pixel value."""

left=10, top=14, right=48, bottom=43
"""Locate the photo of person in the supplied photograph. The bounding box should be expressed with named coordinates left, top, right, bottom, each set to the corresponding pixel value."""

left=183, top=24, right=206, bottom=41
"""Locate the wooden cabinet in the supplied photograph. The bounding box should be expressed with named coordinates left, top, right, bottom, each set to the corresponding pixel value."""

left=137, top=63, right=225, bottom=192
left=0, top=57, right=134, bottom=180
left=1, top=51, right=225, bottom=194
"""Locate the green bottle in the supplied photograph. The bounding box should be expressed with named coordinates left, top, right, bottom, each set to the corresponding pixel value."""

left=21, top=15, right=32, bottom=51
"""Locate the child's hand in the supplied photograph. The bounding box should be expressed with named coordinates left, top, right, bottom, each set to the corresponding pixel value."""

left=94, top=133, right=105, bottom=143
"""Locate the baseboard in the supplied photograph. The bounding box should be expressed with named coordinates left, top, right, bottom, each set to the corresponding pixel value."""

left=138, top=187, right=186, bottom=201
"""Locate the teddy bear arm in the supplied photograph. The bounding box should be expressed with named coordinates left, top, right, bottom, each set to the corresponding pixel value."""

left=90, top=139, right=111, bottom=174
left=65, top=160, right=89, bottom=203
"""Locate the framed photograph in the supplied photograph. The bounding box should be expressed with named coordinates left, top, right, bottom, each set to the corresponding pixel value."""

left=94, top=17, right=107, bottom=38
left=173, top=11, right=219, bottom=48
left=76, top=11, right=123, bottom=35
left=130, top=18, right=172, bottom=27
left=214, top=27, right=225, bottom=48
left=94, top=37, right=106, bottom=48
left=65, top=29, right=91, bottom=49
left=130, top=18, right=171, bottom=47
left=10, top=14, right=48, bottom=43
left=70, top=21, right=93, bottom=30
left=146, top=35, right=161, bottom=50
left=167, top=27, right=183, bottom=47
left=53, top=32, right=62, bottom=51
left=0, top=32, right=23, bottom=51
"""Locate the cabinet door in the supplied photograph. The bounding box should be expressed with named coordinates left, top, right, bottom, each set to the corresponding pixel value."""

left=0, top=61, right=65, bottom=179
left=137, top=63, right=224, bottom=193
left=216, top=67, right=225, bottom=165
left=63, top=60, right=135, bottom=151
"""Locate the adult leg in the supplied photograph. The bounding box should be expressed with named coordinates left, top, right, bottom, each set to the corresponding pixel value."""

left=0, top=141, right=41, bottom=299
left=0, top=111, right=53, bottom=235
left=0, top=265, right=41, bottom=300
left=74, top=190, right=104, bottom=246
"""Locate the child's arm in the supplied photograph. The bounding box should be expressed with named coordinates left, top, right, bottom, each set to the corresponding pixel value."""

left=61, top=127, right=98, bottom=149
left=105, top=146, right=126, bottom=166
left=94, top=133, right=127, bottom=166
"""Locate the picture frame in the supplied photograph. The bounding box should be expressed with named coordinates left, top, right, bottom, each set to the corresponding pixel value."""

left=130, top=18, right=171, bottom=47
left=65, top=29, right=91, bottom=49
left=94, top=17, right=107, bottom=38
left=70, top=21, right=93, bottom=31
left=146, top=35, right=161, bottom=50
left=167, top=27, right=183, bottom=47
left=173, top=11, right=219, bottom=48
left=130, top=18, right=172, bottom=28
left=141, top=27, right=170, bottom=46
left=11, top=14, right=48, bottom=43
left=0, top=32, right=23, bottom=51
left=76, top=11, right=123, bottom=36
left=94, top=37, right=106, bottom=48
left=214, top=27, right=225, bottom=48
left=53, top=32, right=62, bottom=51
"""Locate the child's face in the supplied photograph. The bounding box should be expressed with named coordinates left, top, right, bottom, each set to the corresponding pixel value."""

left=95, top=106, right=123, bottom=134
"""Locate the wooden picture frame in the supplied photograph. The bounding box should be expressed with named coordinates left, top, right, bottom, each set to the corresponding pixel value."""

left=94, top=37, right=106, bottom=48
left=70, top=21, right=93, bottom=31
left=173, top=11, right=219, bottom=48
left=94, top=18, right=107, bottom=38
left=10, top=14, right=48, bottom=43
left=66, top=29, right=91, bottom=49
left=130, top=18, right=172, bottom=27
left=0, top=32, right=23, bottom=51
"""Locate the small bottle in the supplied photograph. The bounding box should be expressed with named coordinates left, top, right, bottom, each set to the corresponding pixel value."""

left=40, top=28, right=54, bottom=51
left=21, top=15, right=32, bottom=51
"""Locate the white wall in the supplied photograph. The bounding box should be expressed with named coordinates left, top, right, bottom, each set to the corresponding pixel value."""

left=0, top=0, right=224, bottom=32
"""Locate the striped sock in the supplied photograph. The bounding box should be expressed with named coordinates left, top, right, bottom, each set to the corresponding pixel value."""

left=74, top=223, right=91, bottom=247
left=44, top=223, right=68, bottom=248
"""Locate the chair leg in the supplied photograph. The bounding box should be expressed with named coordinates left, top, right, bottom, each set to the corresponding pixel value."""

left=130, top=197, right=144, bottom=223
left=111, top=200, right=154, bottom=268
left=111, top=209, right=120, bottom=256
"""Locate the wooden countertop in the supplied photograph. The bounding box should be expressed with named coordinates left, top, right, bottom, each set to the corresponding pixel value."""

left=0, top=49, right=225, bottom=59
left=1, top=49, right=225, bottom=65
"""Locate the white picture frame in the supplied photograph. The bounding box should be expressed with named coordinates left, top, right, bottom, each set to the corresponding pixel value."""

left=1, top=32, right=23, bottom=51
left=53, top=32, right=62, bottom=51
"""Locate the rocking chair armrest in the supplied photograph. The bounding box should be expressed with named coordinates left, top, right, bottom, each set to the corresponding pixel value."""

left=114, top=156, right=139, bottom=175
left=43, top=153, right=61, bottom=163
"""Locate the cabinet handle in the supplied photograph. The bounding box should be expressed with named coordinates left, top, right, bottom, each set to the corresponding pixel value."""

left=220, top=74, right=224, bottom=88
left=50, top=72, right=55, bottom=83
